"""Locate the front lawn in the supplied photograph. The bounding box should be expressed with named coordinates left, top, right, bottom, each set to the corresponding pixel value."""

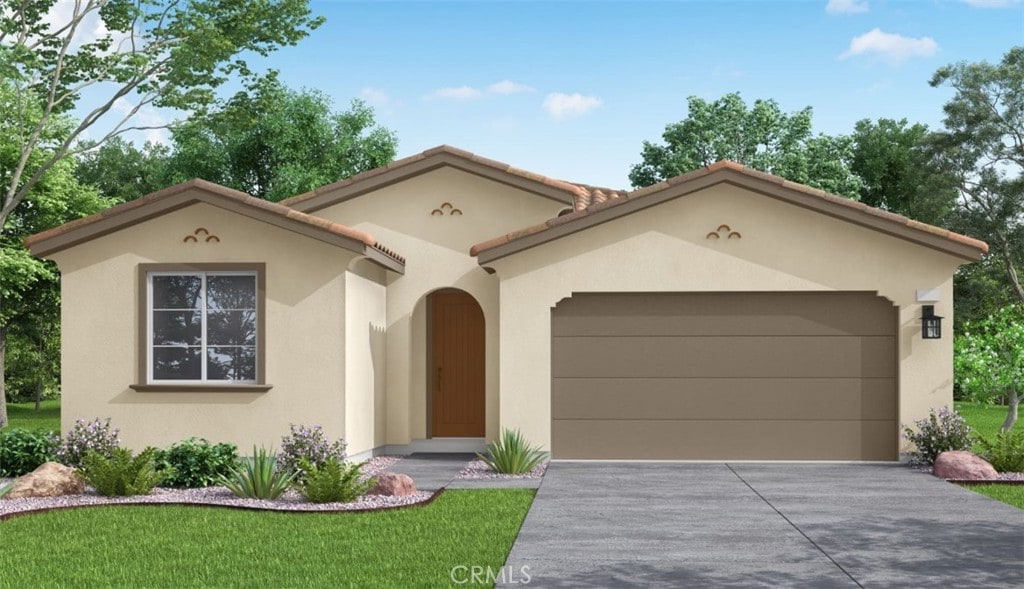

left=0, top=489, right=534, bottom=588
left=3, top=399, right=60, bottom=433
left=954, top=400, right=1019, bottom=448
left=963, top=484, right=1024, bottom=510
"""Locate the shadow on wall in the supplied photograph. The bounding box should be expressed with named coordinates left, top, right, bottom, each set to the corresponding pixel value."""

left=110, top=389, right=264, bottom=405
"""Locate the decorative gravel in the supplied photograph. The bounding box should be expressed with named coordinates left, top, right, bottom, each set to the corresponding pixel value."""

left=911, top=465, right=1024, bottom=481
left=457, top=459, right=547, bottom=479
left=0, top=456, right=430, bottom=519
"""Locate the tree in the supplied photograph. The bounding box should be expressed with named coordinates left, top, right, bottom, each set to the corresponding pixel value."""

left=955, top=305, right=1024, bottom=432
left=161, top=74, right=397, bottom=202
left=629, top=93, right=863, bottom=198
left=0, top=155, right=112, bottom=426
left=850, top=118, right=958, bottom=226
left=75, top=137, right=170, bottom=202
left=0, top=0, right=324, bottom=231
left=930, top=47, right=1024, bottom=306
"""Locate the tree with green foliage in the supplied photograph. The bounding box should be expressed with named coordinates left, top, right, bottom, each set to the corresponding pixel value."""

left=931, top=47, right=1024, bottom=307
left=75, top=137, right=170, bottom=202
left=850, top=118, right=958, bottom=226
left=955, top=305, right=1024, bottom=432
left=629, top=92, right=862, bottom=198
left=0, top=0, right=324, bottom=231
left=161, top=74, right=397, bottom=202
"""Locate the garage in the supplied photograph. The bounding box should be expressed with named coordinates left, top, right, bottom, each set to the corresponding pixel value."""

left=551, top=292, right=898, bottom=460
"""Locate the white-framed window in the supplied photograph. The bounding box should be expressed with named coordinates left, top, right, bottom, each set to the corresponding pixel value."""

left=147, top=270, right=258, bottom=383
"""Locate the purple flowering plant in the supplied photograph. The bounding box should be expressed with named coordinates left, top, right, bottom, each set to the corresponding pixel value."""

left=902, top=406, right=972, bottom=466
left=57, top=418, right=121, bottom=468
left=279, top=424, right=347, bottom=481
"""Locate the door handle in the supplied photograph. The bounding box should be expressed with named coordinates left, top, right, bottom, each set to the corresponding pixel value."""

left=436, top=367, right=443, bottom=392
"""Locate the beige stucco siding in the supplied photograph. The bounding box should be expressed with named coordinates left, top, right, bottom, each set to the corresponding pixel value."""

left=490, top=183, right=961, bottom=453
left=313, top=167, right=566, bottom=445
left=344, top=262, right=388, bottom=455
left=51, top=197, right=356, bottom=451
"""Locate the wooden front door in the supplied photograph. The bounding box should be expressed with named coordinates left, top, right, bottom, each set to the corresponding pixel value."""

left=431, top=291, right=485, bottom=437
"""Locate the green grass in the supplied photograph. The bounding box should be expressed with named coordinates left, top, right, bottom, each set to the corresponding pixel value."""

left=955, top=400, right=1020, bottom=445
left=3, top=399, right=60, bottom=433
left=963, top=484, right=1024, bottom=510
left=0, top=489, right=534, bottom=588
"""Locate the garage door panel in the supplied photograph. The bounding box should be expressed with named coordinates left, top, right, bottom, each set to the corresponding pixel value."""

left=551, top=419, right=897, bottom=461
left=552, top=292, right=896, bottom=337
left=552, top=336, right=895, bottom=378
left=552, top=378, right=896, bottom=421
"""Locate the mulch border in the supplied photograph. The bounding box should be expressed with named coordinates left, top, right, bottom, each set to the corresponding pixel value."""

left=947, top=479, right=1024, bottom=486
left=0, top=487, right=445, bottom=523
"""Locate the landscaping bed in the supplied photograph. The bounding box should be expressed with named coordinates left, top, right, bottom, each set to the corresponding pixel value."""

left=457, top=458, right=547, bottom=479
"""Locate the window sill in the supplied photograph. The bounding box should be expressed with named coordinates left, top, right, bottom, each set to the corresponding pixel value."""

left=129, top=384, right=273, bottom=393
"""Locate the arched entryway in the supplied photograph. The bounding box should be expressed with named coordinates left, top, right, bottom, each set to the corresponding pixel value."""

left=428, top=289, right=485, bottom=437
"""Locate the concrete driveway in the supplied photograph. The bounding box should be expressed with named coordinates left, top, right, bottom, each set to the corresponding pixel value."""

left=502, top=462, right=1024, bottom=588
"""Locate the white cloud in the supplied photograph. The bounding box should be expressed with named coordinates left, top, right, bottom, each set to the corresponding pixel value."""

left=40, top=1, right=131, bottom=52
left=426, top=85, right=482, bottom=101
left=826, top=0, right=869, bottom=13
left=113, top=98, right=170, bottom=145
left=542, top=93, right=603, bottom=120
left=487, top=80, right=534, bottom=95
left=359, top=87, right=392, bottom=106
left=962, top=0, right=1019, bottom=7
left=839, top=29, right=938, bottom=65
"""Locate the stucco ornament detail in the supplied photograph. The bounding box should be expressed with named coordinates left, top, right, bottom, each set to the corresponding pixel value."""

left=431, top=202, right=463, bottom=216
left=182, top=227, right=220, bottom=243
left=706, top=224, right=741, bottom=240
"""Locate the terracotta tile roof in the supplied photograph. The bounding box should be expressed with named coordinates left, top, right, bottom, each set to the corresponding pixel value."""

left=281, top=145, right=588, bottom=209
left=470, top=160, right=990, bottom=261
left=25, top=179, right=406, bottom=267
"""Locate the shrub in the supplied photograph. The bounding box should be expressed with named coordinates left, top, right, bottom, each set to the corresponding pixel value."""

left=0, top=428, right=59, bottom=477
left=153, top=438, right=239, bottom=488
left=219, top=446, right=295, bottom=500
left=293, top=457, right=374, bottom=504
left=279, top=424, right=347, bottom=482
left=57, top=418, right=120, bottom=468
left=903, top=406, right=973, bottom=465
left=79, top=448, right=168, bottom=497
left=976, top=430, right=1024, bottom=473
left=477, top=428, right=546, bottom=474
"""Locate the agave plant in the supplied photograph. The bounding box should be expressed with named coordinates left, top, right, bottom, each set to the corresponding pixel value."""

left=477, top=428, right=546, bottom=474
left=0, top=481, right=14, bottom=499
left=218, top=446, right=295, bottom=500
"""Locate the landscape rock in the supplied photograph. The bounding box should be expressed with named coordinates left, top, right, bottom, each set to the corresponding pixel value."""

left=366, top=472, right=417, bottom=496
left=4, top=462, right=86, bottom=499
left=933, top=451, right=999, bottom=480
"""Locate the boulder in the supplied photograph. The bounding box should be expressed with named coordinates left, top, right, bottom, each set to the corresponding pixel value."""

left=3, top=462, right=86, bottom=499
left=933, top=451, right=998, bottom=480
left=366, top=472, right=417, bottom=496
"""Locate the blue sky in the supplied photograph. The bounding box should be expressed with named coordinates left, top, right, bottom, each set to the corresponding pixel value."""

left=92, top=0, right=1024, bottom=189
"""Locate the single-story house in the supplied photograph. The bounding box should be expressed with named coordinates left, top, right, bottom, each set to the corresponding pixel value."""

left=26, top=145, right=988, bottom=461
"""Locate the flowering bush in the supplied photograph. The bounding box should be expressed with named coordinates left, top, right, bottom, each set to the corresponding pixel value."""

left=57, top=418, right=121, bottom=468
left=903, top=407, right=972, bottom=465
left=279, top=424, right=347, bottom=481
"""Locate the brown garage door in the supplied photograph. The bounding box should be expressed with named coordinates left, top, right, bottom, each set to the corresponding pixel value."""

left=551, top=292, right=897, bottom=460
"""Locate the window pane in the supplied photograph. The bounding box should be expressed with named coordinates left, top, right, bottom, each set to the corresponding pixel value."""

left=207, top=347, right=256, bottom=381
left=153, top=347, right=202, bottom=380
left=207, top=275, right=256, bottom=310
left=152, top=311, right=201, bottom=346
left=152, top=276, right=201, bottom=309
left=207, top=310, right=256, bottom=345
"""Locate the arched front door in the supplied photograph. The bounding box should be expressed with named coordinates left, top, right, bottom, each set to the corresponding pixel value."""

left=430, top=290, right=485, bottom=437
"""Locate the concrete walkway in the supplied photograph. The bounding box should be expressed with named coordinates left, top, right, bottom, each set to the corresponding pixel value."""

left=503, top=462, right=1024, bottom=588
left=384, top=453, right=545, bottom=490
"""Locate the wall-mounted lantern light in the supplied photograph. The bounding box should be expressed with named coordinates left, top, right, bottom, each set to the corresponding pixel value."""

left=921, top=305, right=943, bottom=339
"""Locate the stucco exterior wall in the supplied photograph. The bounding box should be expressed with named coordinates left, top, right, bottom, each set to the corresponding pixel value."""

left=313, top=167, right=567, bottom=445
left=489, top=184, right=964, bottom=453
left=50, top=197, right=356, bottom=451
left=344, top=261, right=388, bottom=455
